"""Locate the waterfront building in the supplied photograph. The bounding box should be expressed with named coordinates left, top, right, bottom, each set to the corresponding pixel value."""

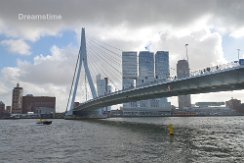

left=96, top=74, right=111, bottom=111
left=155, top=51, right=170, bottom=80
left=96, top=74, right=107, bottom=96
left=138, top=51, right=154, bottom=85
left=225, top=98, right=244, bottom=113
left=177, top=60, right=191, bottom=108
left=0, top=101, right=5, bottom=114
left=138, top=51, right=154, bottom=108
left=121, top=50, right=172, bottom=116
left=225, top=98, right=241, bottom=109
left=122, top=51, right=138, bottom=109
left=22, top=94, right=56, bottom=114
left=12, top=83, right=23, bottom=113
left=173, top=106, right=241, bottom=116
left=154, top=51, right=171, bottom=108
left=122, top=107, right=172, bottom=117
left=195, top=102, right=225, bottom=107
left=6, top=106, right=11, bottom=113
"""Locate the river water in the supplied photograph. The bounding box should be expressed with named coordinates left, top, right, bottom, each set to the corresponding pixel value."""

left=0, top=117, right=244, bottom=163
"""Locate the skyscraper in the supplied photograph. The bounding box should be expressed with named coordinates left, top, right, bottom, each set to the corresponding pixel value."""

left=12, top=83, right=23, bottom=113
left=155, top=51, right=170, bottom=80
left=177, top=60, right=191, bottom=108
left=155, top=51, right=171, bottom=108
left=138, top=51, right=154, bottom=108
left=122, top=52, right=137, bottom=109
left=138, top=51, right=154, bottom=84
left=96, top=74, right=111, bottom=111
left=121, top=50, right=172, bottom=116
left=122, top=51, right=137, bottom=89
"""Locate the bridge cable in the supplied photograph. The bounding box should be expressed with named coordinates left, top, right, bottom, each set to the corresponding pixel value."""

left=87, top=35, right=123, bottom=52
left=87, top=49, right=121, bottom=90
left=86, top=41, right=122, bottom=80
left=87, top=38, right=122, bottom=61
left=87, top=39, right=122, bottom=67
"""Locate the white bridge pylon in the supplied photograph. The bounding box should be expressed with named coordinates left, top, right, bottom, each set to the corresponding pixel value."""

left=66, top=28, right=97, bottom=115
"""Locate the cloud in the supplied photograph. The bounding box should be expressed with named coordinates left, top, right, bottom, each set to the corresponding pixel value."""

left=0, top=0, right=244, bottom=41
left=154, top=28, right=226, bottom=72
left=17, top=45, right=77, bottom=85
left=1, top=39, right=31, bottom=55
left=230, top=27, right=244, bottom=38
left=87, top=23, right=226, bottom=72
left=0, top=45, right=79, bottom=112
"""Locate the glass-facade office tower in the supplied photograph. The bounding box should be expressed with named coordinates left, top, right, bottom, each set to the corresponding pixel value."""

left=122, top=51, right=172, bottom=110
left=138, top=51, right=154, bottom=108
left=155, top=51, right=170, bottom=80
left=138, top=51, right=154, bottom=84
left=154, top=51, right=171, bottom=108
left=122, top=52, right=137, bottom=109
left=177, top=60, right=191, bottom=108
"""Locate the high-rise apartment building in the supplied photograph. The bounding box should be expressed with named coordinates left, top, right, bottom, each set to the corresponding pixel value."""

left=177, top=60, right=191, bottom=108
left=12, top=83, right=23, bottom=113
left=122, top=52, right=137, bottom=109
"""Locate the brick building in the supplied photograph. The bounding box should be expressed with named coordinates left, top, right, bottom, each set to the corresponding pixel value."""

left=22, top=95, right=56, bottom=114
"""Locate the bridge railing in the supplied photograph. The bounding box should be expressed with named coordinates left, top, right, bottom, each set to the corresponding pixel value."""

left=118, top=61, right=241, bottom=93
left=189, top=61, right=240, bottom=78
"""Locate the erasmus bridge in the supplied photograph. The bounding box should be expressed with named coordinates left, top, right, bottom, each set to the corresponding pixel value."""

left=65, top=28, right=244, bottom=118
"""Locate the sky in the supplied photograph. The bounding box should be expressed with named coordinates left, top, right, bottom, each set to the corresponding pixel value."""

left=1, top=0, right=244, bottom=112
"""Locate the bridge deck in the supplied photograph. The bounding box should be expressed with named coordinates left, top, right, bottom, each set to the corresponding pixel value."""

left=74, top=65, right=244, bottom=113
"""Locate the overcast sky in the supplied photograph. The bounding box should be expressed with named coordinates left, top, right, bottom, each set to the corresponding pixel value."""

left=1, top=0, right=244, bottom=112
